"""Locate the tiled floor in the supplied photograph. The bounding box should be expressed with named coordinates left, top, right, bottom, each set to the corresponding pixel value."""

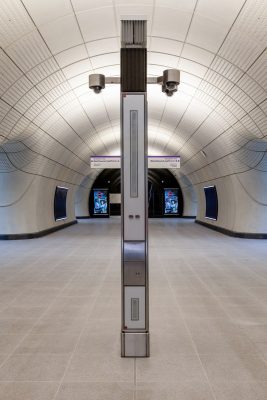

left=0, top=217, right=267, bottom=399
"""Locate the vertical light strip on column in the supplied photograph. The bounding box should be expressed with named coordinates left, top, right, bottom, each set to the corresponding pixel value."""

left=130, top=110, right=138, bottom=198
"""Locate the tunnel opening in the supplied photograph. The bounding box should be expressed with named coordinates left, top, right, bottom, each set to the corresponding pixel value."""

left=89, top=169, right=184, bottom=218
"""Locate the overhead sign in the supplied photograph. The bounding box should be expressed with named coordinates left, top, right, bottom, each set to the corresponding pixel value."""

left=90, top=156, right=121, bottom=169
left=90, top=156, right=180, bottom=169
left=147, top=156, right=180, bottom=169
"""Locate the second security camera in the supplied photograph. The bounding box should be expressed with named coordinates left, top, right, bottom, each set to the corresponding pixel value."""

left=162, top=69, right=180, bottom=97
left=89, top=74, right=105, bottom=94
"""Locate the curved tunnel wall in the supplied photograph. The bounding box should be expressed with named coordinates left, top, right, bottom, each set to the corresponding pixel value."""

left=195, top=172, right=267, bottom=236
left=0, top=171, right=77, bottom=238
left=0, top=0, right=266, bottom=238
left=74, top=171, right=99, bottom=218
left=1, top=164, right=267, bottom=238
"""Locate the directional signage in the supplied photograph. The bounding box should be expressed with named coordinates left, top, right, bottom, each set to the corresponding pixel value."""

left=90, top=156, right=121, bottom=169
left=90, top=156, right=180, bottom=169
left=147, top=156, right=180, bottom=169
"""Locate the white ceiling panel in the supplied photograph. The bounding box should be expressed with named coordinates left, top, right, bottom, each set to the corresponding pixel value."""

left=26, top=58, right=60, bottom=85
left=0, top=0, right=34, bottom=49
left=68, top=73, right=89, bottom=89
left=86, top=38, right=119, bottom=57
left=72, top=0, right=113, bottom=12
left=228, top=85, right=257, bottom=113
left=247, top=50, right=267, bottom=90
left=13, top=87, right=42, bottom=115
left=0, top=50, right=23, bottom=96
left=23, top=0, right=73, bottom=26
left=179, top=59, right=207, bottom=79
left=2, top=76, right=33, bottom=107
left=80, top=97, right=110, bottom=129
left=240, top=112, right=264, bottom=138
left=55, top=45, right=88, bottom=68
left=33, top=105, right=56, bottom=126
left=91, top=53, right=120, bottom=69
left=63, top=59, right=92, bottom=79
left=36, top=71, right=66, bottom=95
left=147, top=85, right=166, bottom=112
left=24, top=97, right=50, bottom=121
left=219, top=0, right=267, bottom=70
left=211, top=57, right=243, bottom=82
left=149, top=38, right=183, bottom=56
left=102, top=86, right=120, bottom=121
left=94, top=65, right=120, bottom=76
left=147, top=64, right=165, bottom=77
left=215, top=104, right=238, bottom=127
left=48, top=84, right=73, bottom=106
left=204, top=69, right=235, bottom=94
left=182, top=44, right=214, bottom=67
left=155, top=0, right=197, bottom=12
left=219, top=30, right=265, bottom=71
left=194, top=90, right=219, bottom=110
left=199, top=81, right=225, bottom=103
left=77, top=7, right=117, bottom=42
left=73, top=84, right=89, bottom=97
left=179, top=82, right=198, bottom=98
left=148, top=52, right=179, bottom=69
left=6, top=31, right=51, bottom=72
left=221, top=95, right=247, bottom=120
left=51, top=90, right=76, bottom=109
left=248, top=106, right=267, bottom=135
left=187, top=16, right=230, bottom=53
left=194, top=0, right=244, bottom=23
left=161, top=93, right=191, bottom=127
left=39, top=15, right=83, bottom=54
left=177, top=99, right=212, bottom=137
left=0, top=99, right=11, bottom=123
left=152, top=7, right=192, bottom=41
left=181, top=72, right=202, bottom=89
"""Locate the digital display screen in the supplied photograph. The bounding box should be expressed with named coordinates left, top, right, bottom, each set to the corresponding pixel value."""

left=54, top=186, right=68, bottom=221
left=204, top=186, right=218, bottom=220
left=164, top=188, right=178, bottom=215
left=93, top=189, right=108, bottom=215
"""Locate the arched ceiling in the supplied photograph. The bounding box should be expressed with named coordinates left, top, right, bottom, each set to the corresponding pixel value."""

left=0, top=0, right=266, bottom=188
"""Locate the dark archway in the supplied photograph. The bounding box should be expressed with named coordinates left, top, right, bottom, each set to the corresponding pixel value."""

left=89, top=169, right=183, bottom=217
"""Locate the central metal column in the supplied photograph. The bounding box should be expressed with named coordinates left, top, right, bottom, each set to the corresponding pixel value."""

left=121, top=20, right=149, bottom=357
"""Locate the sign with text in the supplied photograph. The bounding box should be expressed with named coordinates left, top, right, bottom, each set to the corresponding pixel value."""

left=91, top=156, right=180, bottom=169
left=147, top=156, right=180, bottom=169
left=90, top=156, right=121, bottom=169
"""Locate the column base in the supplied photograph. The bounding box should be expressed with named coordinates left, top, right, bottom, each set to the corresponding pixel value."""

left=121, top=332, right=150, bottom=357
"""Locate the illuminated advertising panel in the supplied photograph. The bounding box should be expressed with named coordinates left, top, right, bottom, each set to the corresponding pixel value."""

left=93, top=189, right=109, bottom=215
left=164, top=188, right=178, bottom=215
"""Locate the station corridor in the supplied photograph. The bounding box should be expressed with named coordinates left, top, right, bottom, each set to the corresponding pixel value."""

left=0, top=218, right=267, bottom=399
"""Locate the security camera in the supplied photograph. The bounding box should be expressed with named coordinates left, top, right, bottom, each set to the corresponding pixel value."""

left=162, top=69, right=180, bottom=96
left=89, top=74, right=105, bottom=94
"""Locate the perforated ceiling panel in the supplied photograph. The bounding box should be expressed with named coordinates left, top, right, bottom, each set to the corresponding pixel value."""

left=0, top=0, right=266, bottom=188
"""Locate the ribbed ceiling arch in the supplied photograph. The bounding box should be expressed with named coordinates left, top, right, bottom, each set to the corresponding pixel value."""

left=0, top=0, right=266, bottom=187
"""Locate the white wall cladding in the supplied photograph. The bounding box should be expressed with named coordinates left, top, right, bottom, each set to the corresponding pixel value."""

left=0, top=0, right=266, bottom=235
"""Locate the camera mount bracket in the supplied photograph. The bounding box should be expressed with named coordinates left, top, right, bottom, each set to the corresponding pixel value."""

left=89, top=69, right=180, bottom=96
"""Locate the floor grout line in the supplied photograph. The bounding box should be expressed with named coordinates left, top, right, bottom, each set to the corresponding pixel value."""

left=50, top=241, right=128, bottom=400
left=0, top=247, right=99, bottom=374
left=155, top=248, right=219, bottom=400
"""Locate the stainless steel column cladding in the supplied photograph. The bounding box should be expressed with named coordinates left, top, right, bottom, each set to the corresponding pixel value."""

left=121, top=19, right=149, bottom=358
